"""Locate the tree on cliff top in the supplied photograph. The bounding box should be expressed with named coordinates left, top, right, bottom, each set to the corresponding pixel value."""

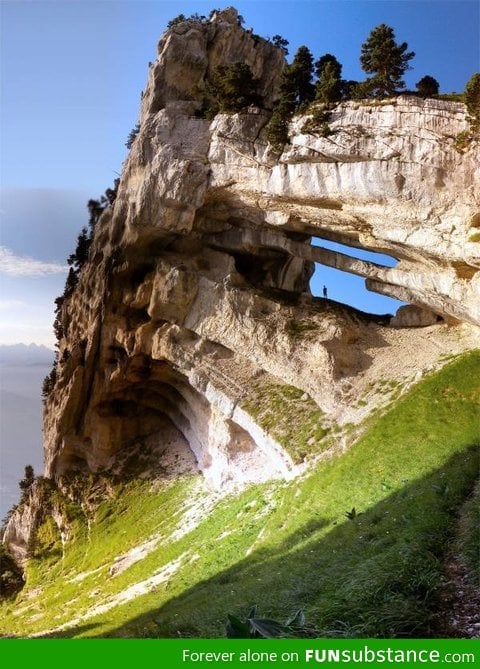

left=315, top=54, right=343, bottom=103
left=272, top=34, right=289, bottom=55
left=360, top=24, right=415, bottom=97
left=18, top=465, right=35, bottom=504
left=416, top=75, right=439, bottom=97
left=266, top=45, right=315, bottom=148
left=286, top=46, right=315, bottom=106
left=464, top=72, right=480, bottom=130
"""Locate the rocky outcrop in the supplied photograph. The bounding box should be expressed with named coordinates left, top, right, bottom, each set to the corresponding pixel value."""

left=3, top=481, right=50, bottom=566
left=141, top=7, right=284, bottom=116
left=390, top=305, right=440, bottom=328
left=4, top=9, right=479, bottom=555
left=207, top=100, right=478, bottom=325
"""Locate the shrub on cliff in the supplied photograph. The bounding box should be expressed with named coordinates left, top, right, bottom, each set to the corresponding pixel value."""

left=266, top=98, right=292, bottom=150
left=202, top=62, right=262, bottom=117
left=465, top=72, right=480, bottom=130
left=416, top=75, right=439, bottom=97
left=167, top=14, right=186, bottom=27
left=454, top=73, right=480, bottom=151
left=67, top=227, right=90, bottom=272
left=271, top=34, right=289, bottom=55
left=125, top=122, right=140, bottom=149
left=42, top=365, right=57, bottom=402
left=0, top=544, right=24, bottom=599
left=216, top=63, right=262, bottom=112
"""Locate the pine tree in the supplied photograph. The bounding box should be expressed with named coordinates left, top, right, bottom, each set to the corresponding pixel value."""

left=0, top=543, right=24, bottom=598
left=64, top=267, right=79, bottom=297
left=342, top=80, right=359, bottom=99
left=203, top=63, right=262, bottom=117
left=67, top=227, right=90, bottom=271
left=360, top=24, right=415, bottom=97
left=266, top=98, right=292, bottom=149
left=288, top=46, right=315, bottom=106
left=315, top=54, right=342, bottom=82
left=315, top=55, right=343, bottom=103
left=266, top=46, right=314, bottom=150
left=105, top=178, right=120, bottom=206
left=19, top=465, right=35, bottom=497
left=167, top=14, right=186, bottom=28
left=87, top=198, right=104, bottom=233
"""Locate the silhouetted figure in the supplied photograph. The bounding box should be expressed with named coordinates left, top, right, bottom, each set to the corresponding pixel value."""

left=323, top=285, right=328, bottom=299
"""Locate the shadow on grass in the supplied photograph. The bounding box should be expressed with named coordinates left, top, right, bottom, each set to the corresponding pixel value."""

left=70, top=444, right=479, bottom=640
left=36, top=623, right=101, bottom=639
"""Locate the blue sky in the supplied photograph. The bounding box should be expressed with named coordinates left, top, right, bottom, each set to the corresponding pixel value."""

left=1, top=0, right=479, bottom=345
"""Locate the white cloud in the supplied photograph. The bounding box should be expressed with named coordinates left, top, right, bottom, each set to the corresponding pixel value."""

left=0, top=299, right=27, bottom=310
left=0, top=246, right=68, bottom=277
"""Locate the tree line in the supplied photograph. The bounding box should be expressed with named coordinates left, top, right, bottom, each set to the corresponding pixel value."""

left=159, top=15, right=479, bottom=149
left=268, top=23, right=442, bottom=148
left=128, top=14, right=479, bottom=151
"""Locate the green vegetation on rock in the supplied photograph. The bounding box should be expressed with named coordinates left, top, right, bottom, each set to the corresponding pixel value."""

left=202, top=63, right=262, bottom=118
left=241, top=383, right=329, bottom=463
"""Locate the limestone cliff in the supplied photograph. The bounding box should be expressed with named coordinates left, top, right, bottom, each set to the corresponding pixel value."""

left=4, top=8, right=480, bottom=564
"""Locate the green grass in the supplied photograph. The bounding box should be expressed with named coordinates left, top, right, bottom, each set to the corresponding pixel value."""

left=1, top=351, right=479, bottom=638
left=433, top=93, right=464, bottom=103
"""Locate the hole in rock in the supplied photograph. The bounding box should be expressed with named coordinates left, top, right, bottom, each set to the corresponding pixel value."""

left=310, top=238, right=405, bottom=315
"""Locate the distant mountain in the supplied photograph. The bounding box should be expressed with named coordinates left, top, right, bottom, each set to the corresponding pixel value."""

left=0, top=343, right=54, bottom=367
left=0, top=344, right=52, bottom=519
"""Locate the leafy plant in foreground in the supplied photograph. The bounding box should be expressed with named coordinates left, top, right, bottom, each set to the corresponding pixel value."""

left=226, top=606, right=310, bottom=638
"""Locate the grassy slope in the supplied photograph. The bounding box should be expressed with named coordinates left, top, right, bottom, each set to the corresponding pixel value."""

left=0, top=351, right=479, bottom=638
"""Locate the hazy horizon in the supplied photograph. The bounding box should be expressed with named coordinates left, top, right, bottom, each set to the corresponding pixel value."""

left=0, top=343, right=54, bottom=518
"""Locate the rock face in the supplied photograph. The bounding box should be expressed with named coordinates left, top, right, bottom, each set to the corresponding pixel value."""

left=3, top=481, right=49, bottom=565
left=4, top=9, right=480, bottom=561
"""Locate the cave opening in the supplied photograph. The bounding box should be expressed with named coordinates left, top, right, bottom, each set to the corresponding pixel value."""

left=309, top=237, right=406, bottom=315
